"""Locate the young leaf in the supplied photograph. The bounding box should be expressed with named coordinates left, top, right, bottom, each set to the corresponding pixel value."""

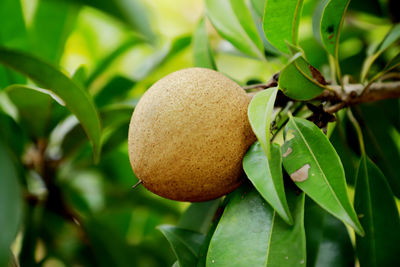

left=243, top=142, right=293, bottom=224
left=281, top=117, right=364, bottom=235
left=178, top=199, right=220, bottom=234
left=193, top=17, right=217, bottom=70
left=30, top=0, right=79, bottom=64
left=206, top=186, right=306, bottom=266
left=263, top=0, right=305, bottom=54
left=248, top=87, right=278, bottom=154
left=305, top=197, right=355, bottom=267
left=0, top=139, right=22, bottom=267
left=279, top=54, right=325, bottom=100
left=158, top=225, right=206, bottom=267
left=361, top=24, right=400, bottom=81
left=205, top=0, right=264, bottom=59
left=0, top=47, right=102, bottom=161
left=354, top=156, right=400, bottom=266
left=316, top=0, right=350, bottom=57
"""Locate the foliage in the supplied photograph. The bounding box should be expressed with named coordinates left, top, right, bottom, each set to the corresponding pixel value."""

left=0, top=0, right=399, bottom=266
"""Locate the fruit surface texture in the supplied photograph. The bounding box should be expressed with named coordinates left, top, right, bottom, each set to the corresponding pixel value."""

left=128, top=68, right=255, bottom=201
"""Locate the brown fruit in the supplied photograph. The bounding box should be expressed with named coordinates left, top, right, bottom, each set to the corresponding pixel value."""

left=128, top=68, right=255, bottom=202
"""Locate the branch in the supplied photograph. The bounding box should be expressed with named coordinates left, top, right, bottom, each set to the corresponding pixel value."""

left=322, top=81, right=400, bottom=113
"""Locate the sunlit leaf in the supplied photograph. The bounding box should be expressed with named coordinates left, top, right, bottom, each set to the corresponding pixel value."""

left=361, top=24, right=400, bottom=81
left=193, top=17, right=217, bottom=70
left=0, top=139, right=22, bottom=267
left=244, top=142, right=293, bottom=224
left=263, top=0, right=304, bottom=54
left=305, top=197, right=355, bottom=267
left=206, top=186, right=305, bottom=266
left=0, top=47, right=102, bottom=161
left=279, top=54, right=325, bottom=100
left=30, top=0, right=80, bottom=64
left=281, top=117, right=364, bottom=235
left=86, top=37, right=142, bottom=87
left=56, top=0, right=155, bottom=42
left=94, top=75, right=136, bottom=108
left=354, top=156, right=400, bottom=266
left=178, top=199, right=220, bottom=234
left=158, top=225, right=205, bottom=267
left=205, top=0, right=264, bottom=59
left=247, top=88, right=278, bottom=154
left=315, top=0, right=351, bottom=56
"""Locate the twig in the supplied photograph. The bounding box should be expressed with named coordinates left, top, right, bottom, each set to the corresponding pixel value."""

left=132, top=180, right=143, bottom=189
left=243, top=72, right=279, bottom=90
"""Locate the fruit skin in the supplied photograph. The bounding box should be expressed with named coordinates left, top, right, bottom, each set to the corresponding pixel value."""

left=128, top=68, right=255, bottom=202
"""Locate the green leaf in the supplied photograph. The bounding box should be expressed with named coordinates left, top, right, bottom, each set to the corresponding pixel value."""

left=0, top=139, right=22, bottom=267
left=361, top=24, right=400, bottom=81
left=354, top=156, right=400, bottom=266
left=279, top=54, right=325, bottom=100
left=158, top=225, right=206, bottom=267
left=206, top=186, right=306, bottom=266
left=243, top=142, right=293, bottom=224
left=0, top=0, right=27, bottom=86
left=305, top=197, right=355, bottom=267
left=263, top=0, right=305, bottom=54
left=94, top=75, right=136, bottom=108
left=178, top=199, right=221, bottom=234
left=86, top=37, right=142, bottom=87
left=205, top=0, right=264, bottom=59
left=193, top=17, right=217, bottom=70
left=247, top=87, right=278, bottom=155
left=281, top=117, right=364, bottom=235
left=0, top=47, right=102, bottom=161
left=316, top=0, right=351, bottom=56
left=0, top=111, right=25, bottom=157
left=357, top=104, right=400, bottom=198
left=58, top=0, right=155, bottom=42
left=30, top=0, right=79, bottom=64
left=7, top=85, right=53, bottom=138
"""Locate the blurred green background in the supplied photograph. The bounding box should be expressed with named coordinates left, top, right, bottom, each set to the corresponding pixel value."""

left=0, top=0, right=399, bottom=266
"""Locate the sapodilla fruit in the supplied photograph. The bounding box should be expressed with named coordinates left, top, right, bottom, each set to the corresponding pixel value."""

left=128, top=68, right=255, bottom=202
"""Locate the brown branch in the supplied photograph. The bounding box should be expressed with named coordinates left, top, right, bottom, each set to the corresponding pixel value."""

left=323, top=81, right=400, bottom=113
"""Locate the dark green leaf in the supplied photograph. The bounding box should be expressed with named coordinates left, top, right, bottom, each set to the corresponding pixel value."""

left=0, top=111, right=26, bottom=157
left=158, top=225, right=206, bottom=267
left=305, top=197, right=354, bottom=267
left=205, top=0, right=264, bottom=59
left=356, top=105, right=400, bottom=197
left=94, top=76, right=136, bottom=108
left=0, top=47, right=102, bottom=161
left=0, top=0, right=27, bottom=86
left=263, top=0, right=304, bottom=54
left=279, top=54, right=325, bottom=100
left=354, top=156, right=400, bottom=266
left=206, top=185, right=306, bottom=266
left=316, top=0, right=351, bottom=56
left=244, top=142, right=293, bottom=224
left=0, top=139, right=22, bottom=267
left=30, top=0, right=79, bottom=64
left=7, top=85, right=53, bottom=138
left=193, top=17, right=217, bottom=70
left=282, top=117, right=364, bottom=235
left=178, top=199, right=220, bottom=234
